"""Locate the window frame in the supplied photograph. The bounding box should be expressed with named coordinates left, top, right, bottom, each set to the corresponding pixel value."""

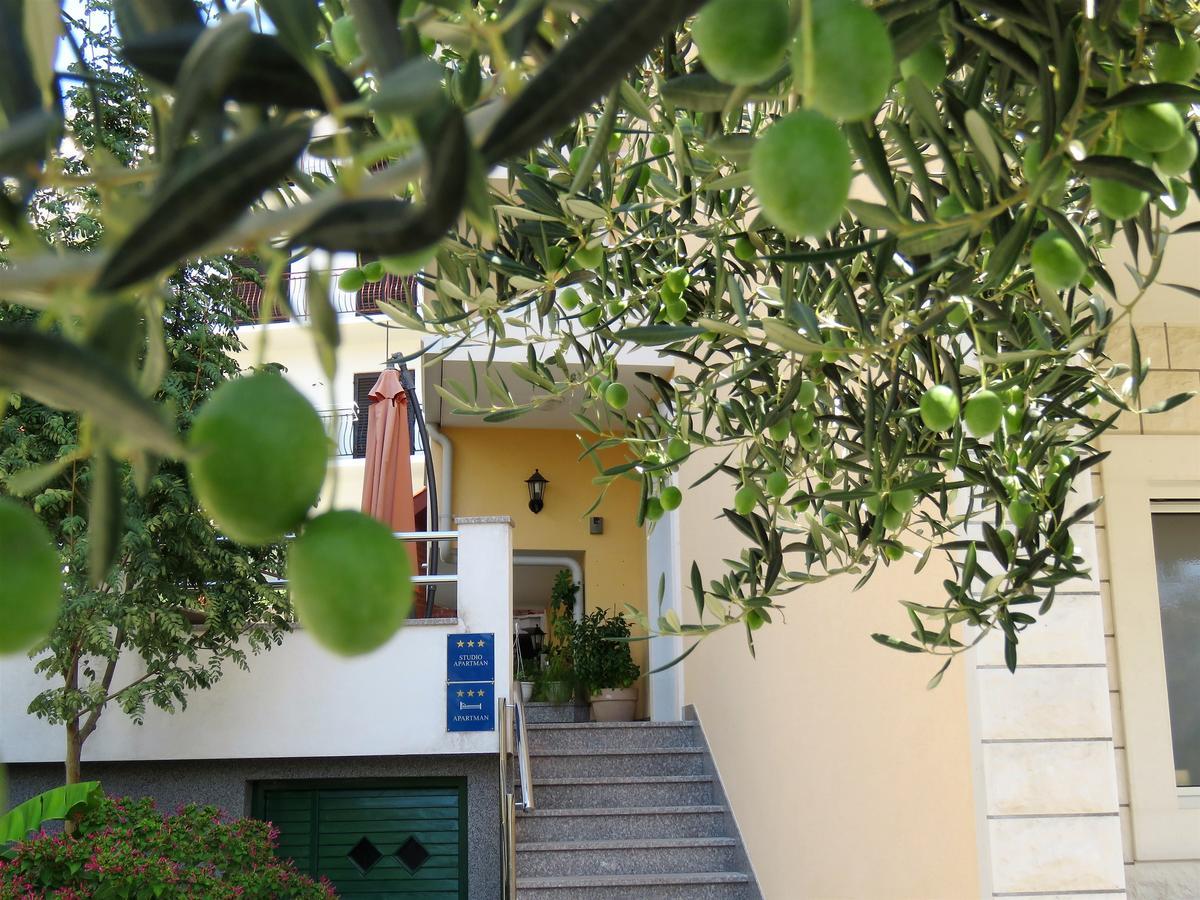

left=1100, top=435, right=1200, bottom=861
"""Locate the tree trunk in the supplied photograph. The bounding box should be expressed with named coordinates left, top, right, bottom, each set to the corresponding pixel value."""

left=65, top=720, right=82, bottom=786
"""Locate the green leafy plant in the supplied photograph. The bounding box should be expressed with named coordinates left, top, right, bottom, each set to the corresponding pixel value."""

left=0, top=781, right=102, bottom=844
left=0, top=795, right=334, bottom=898
left=570, top=608, right=641, bottom=695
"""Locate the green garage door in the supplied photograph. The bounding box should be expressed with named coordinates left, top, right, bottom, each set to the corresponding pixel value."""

left=255, top=780, right=467, bottom=898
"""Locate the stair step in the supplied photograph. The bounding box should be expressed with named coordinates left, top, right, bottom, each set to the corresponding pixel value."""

left=530, top=747, right=705, bottom=778
left=516, top=836, right=739, bottom=877
left=516, top=805, right=727, bottom=841
left=516, top=871, right=752, bottom=899
left=526, top=721, right=698, bottom=751
left=528, top=775, right=714, bottom=809
left=523, top=702, right=589, bottom=724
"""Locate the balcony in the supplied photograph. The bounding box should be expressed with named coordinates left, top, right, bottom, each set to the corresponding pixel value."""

left=233, top=268, right=416, bottom=325
left=319, top=407, right=423, bottom=458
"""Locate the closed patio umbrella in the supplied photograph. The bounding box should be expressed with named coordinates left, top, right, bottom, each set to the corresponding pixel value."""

left=360, top=368, right=421, bottom=586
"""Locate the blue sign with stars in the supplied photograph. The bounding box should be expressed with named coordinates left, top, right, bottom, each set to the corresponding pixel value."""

left=447, top=633, right=494, bottom=683
left=447, top=681, right=495, bottom=732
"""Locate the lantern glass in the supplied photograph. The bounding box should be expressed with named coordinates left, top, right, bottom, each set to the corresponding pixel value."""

left=525, top=469, right=548, bottom=513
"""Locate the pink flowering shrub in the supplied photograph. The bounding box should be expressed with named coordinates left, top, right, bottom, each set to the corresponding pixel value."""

left=0, top=796, right=334, bottom=898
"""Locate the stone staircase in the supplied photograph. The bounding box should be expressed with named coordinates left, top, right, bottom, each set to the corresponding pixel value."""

left=515, top=705, right=759, bottom=898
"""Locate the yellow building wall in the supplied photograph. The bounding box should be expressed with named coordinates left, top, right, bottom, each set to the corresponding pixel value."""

left=444, top=426, right=650, bottom=708
left=677, top=453, right=982, bottom=899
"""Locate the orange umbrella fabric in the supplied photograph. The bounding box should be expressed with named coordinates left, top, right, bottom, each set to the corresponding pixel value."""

left=360, top=369, right=420, bottom=578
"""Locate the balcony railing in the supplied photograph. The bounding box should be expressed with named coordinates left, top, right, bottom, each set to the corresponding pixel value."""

left=233, top=268, right=416, bottom=325
left=319, top=407, right=423, bottom=458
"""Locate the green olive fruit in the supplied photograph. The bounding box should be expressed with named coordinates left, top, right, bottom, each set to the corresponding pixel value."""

left=791, top=410, right=815, bottom=436
left=559, top=287, right=582, bottom=310
left=1160, top=176, right=1191, bottom=216
left=733, top=236, right=757, bottom=261
left=797, top=381, right=818, bottom=407
left=750, top=109, right=852, bottom=237
left=664, top=299, right=689, bottom=323
left=734, top=485, right=759, bottom=515
left=766, top=470, right=790, bottom=498
left=964, top=389, right=1004, bottom=438
left=649, top=134, right=671, bottom=156
left=1155, top=37, right=1200, bottom=84
left=768, top=419, right=791, bottom=442
left=1122, top=103, right=1187, bottom=153
left=793, top=0, right=895, bottom=121
left=380, top=245, right=437, bottom=276
left=644, top=497, right=665, bottom=521
left=0, top=499, right=62, bottom=654
left=361, top=260, right=385, bottom=282
left=667, top=437, right=690, bottom=461
left=1031, top=229, right=1086, bottom=291
left=604, top=382, right=630, bottom=410
left=900, top=42, right=947, bottom=90
left=745, top=608, right=766, bottom=630
left=1007, top=496, right=1035, bottom=530
left=288, top=510, right=412, bottom=656
left=823, top=511, right=843, bottom=528
left=607, top=299, right=628, bottom=318
left=882, top=506, right=904, bottom=531
left=660, top=486, right=683, bottom=511
left=919, top=384, right=960, bottom=432
left=890, top=488, right=916, bottom=513
left=882, top=544, right=905, bottom=561
left=663, top=267, right=690, bottom=294
left=1003, top=404, right=1024, bottom=433
left=799, top=430, right=822, bottom=451
left=692, top=0, right=790, bottom=86
left=575, top=244, right=604, bottom=268
left=338, top=268, right=366, bottom=292
left=188, top=373, right=327, bottom=546
left=580, top=304, right=603, bottom=328
left=1155, top=133, right=1198, bottom=176
left=1090, top=176, right=1150, bottom=220
left=331, top=15, right=361, bottom=63
left=864, top=493, right=884, bottom=516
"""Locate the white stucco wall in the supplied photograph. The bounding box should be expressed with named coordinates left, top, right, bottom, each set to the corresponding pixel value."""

left=0, top=519, right=513, bottom=763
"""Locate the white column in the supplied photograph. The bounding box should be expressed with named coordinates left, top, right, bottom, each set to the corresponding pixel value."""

left=969, top=476, right=1126, bottom=898
left=455, top=516, right=514, bottom=703
left=646, top=508, right=683, bottom=721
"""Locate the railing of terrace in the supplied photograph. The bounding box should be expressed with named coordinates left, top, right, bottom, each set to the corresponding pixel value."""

left=233, top=268, right=416, bottom=324
left=499, top=685, right=533, bottom=899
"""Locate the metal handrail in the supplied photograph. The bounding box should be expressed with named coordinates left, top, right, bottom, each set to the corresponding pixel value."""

left=499, top=683, right=534, bottom=899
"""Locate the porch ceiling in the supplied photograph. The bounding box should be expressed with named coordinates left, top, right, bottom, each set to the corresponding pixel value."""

left=423, top=344, right=674, bottom=429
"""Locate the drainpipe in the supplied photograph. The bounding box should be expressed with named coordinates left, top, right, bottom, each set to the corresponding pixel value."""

left=514, top=556, right=584, bottom=621
left=426, top=424, right=453, bottom=562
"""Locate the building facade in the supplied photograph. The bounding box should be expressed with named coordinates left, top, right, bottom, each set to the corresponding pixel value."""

left=2, top=232, right=1199, bottom=898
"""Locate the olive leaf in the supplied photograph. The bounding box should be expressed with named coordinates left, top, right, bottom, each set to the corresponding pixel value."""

left=481, top=0, right=704, bottom=163
left=96, top=120, right=311, bottom=291
left=0, top=329, right=181, bottom=456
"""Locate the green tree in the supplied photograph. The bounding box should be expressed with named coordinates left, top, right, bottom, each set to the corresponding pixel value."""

left=0, top=0, right=1195, bottom=673
left=0, top=1, right=287, bottom=785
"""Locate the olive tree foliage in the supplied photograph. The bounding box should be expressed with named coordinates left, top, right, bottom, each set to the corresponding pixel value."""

left=0, top=2, right=287, bottom=784
left=0, top=0, right=1196, bottom=680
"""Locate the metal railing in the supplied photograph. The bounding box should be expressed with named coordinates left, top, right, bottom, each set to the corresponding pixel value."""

left=317, top=408, right=424, bottom=458
left=499, top=684, right=533, bottom=899
left=233, top=268, right=416, bottom=324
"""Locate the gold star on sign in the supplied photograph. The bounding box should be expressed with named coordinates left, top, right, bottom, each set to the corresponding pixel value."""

left=456, top=640, right=465, bottom=648
left=456, top=690, right=464, bottom=697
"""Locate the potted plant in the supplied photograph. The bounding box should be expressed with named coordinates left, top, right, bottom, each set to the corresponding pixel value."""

left=540, top=570, right=578, bottom=706
left=515, top=652, right=537, bottom=703
left=570, top=607, right=640, bottom=721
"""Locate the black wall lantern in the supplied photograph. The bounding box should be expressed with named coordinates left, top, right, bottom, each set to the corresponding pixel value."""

left=525, top=469, right=548, bottom=514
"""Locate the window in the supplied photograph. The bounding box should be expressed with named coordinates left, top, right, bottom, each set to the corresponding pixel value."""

left=1150, top=505, right=1200, bottom=789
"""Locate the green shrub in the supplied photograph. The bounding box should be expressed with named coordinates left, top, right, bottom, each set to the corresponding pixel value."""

left=0, top=795, right=334, bottom=898
left=570, top=608, right=641, bottom=695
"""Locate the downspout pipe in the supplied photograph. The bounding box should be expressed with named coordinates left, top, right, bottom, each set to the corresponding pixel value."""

left=513, top=555, right=584, bottom=621
left=426, top=423, right=453, bottom=562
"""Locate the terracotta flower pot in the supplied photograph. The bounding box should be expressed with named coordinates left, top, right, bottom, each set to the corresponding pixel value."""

left=589, top=687, right=637, bottom=721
